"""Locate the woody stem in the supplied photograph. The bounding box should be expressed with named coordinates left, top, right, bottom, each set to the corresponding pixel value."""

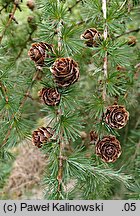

left=102, top=0, right=108, bottom=101
left=56, top=0, right=64, bottom=197
left=57, top=0, right=62, bottom=53
left=57, top=133, right=64, bottom=193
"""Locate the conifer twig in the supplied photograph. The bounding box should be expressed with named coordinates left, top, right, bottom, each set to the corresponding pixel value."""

left=116, top=27, right=140, bottom=38
left=68, top=0, right=82, bottom=12
left=102, top=0, right=108, bottom=101
left=0, top=3, right=18, bottom=44
left=0, top=2, right=9, bottom=14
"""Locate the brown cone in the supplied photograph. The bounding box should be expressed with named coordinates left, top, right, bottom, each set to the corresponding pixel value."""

left=27, top=0, right=35, bottom=11
left=96, top=135, right=121, bottom=163
left=89, top=130, right=98, bottom=143
left=32, top=127, right=54, bottom=148
left=127, top=36, right=137, bottom=46
left=104, top=105, right=129, bottom=129
left=81, top=28, right=102, bottom=47
left=50, top=57, right=80, bottom=87
left=39, top=87, right=61, bottom=106
left=28, top=42, right=54, bottom=67
left=116, top=65, right=126, bottom=72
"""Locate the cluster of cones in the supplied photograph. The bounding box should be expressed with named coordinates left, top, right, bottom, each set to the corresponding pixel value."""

left=81, top=27, right=130, bottom=163
left=28, top=27, right=130, bottom=162
left=28, top=42, right=80, bottom=148
left=81, top=27, right=137, bottom=47
left=90, top=105, right=129, bottom=163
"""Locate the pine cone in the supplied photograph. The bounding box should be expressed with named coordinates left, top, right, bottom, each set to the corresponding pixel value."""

left=32, top=127, right=54, bottom=148
left=50, top=57, right=80, bottom=87
left=96, top=135, right=121, bottom=163
left=89, top=130, right=98, bottom=143
left=80, top=131, right=87, bottom=140
left=28, top=42, right=54, bottom=67
left=104, top=105, right=129, bottom=129
left=27, top=0, right=35, bottom=11
left=127, top=36, right=137, bottom=46
left=27, top=15, right=35, bottom=23
left=39, top=87, right=61, bottom=106
left=116, top=65, right=126, bottom=72
left=81, top=28, right=102, bottom=47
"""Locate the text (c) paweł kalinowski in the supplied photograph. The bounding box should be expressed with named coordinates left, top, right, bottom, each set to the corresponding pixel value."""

left=20, top=202, right=103, bottom=212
